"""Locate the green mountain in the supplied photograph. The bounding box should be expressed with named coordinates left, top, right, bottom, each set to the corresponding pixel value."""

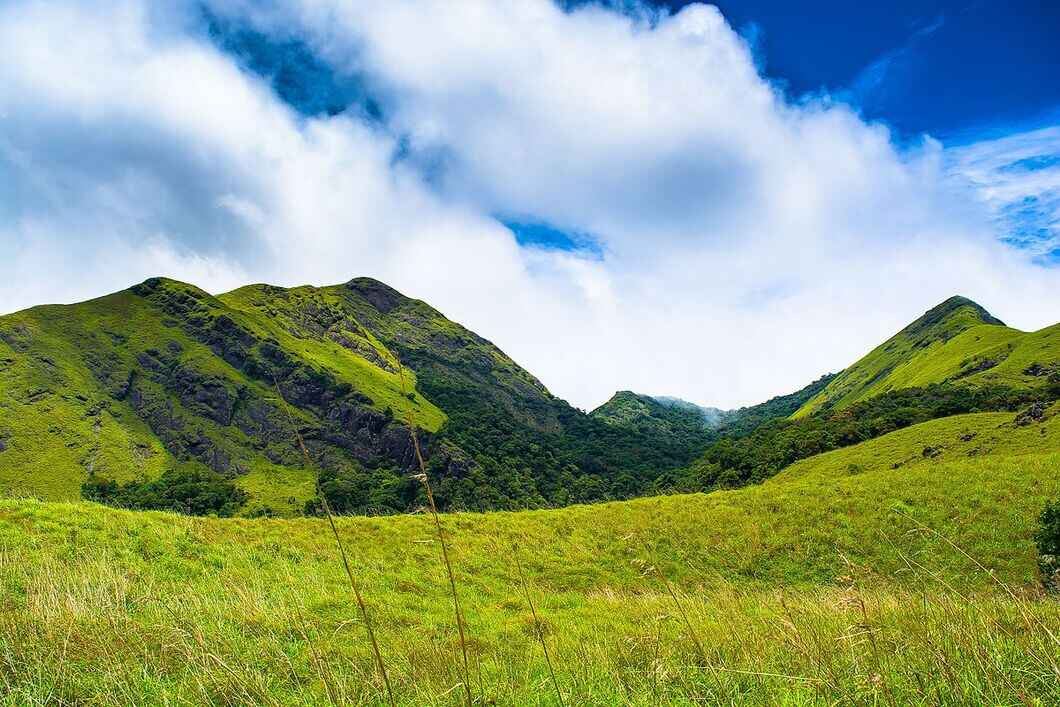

left=678, top=297, right=1058, bottom=492
left=651, top=395, right=731, bottom=427
left=794, top=295, right=1060, bottom=418
left=590, top=391, right=720, bottom=446
left=590, top=376, right=840, bottom=441
left=0, top=277, right=712, bottom=515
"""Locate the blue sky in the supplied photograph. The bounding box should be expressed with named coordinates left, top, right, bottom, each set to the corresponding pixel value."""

left=646, top=0, right=1060, bottom=140
left=208, top=0, right=1060, bottom=139
left=2, top=0, right=1058, bottom=408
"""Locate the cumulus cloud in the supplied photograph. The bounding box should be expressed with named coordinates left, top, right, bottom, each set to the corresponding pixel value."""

left=1, top=0, right=1057, bottom=409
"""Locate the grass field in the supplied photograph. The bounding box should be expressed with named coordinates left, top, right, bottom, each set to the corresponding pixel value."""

left=2, top=410, right=1058, bottom=705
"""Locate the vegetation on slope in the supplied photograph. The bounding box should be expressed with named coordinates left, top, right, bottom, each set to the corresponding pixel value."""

left=590, top=390, right=718, bottom=446
left=675, top=384, right=1059, bottom=492
left=795, top=295, right=1060, bottom=417
left=0, top=276, right=726, bottom=516
left=647, top=395, right=730, bottom=427
left=1, top=411, right=1058, bottom=704
left=222, top=280, right=727, bottom=511
left=0, top=278, right=458, bottom=516
left=715, top=372, right=838, bottom=437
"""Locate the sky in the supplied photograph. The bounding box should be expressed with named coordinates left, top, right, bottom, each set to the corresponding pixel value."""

left=2, top=0, right=1058, bottom=411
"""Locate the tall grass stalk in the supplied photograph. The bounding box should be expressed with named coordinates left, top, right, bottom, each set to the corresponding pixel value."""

left=271, top=380, right=396, bottom=707
left=396, top=362, right=474, bottom=707
left=652, top=564, right=727, bottom=699
left=512, top=543, right=564, bottom=706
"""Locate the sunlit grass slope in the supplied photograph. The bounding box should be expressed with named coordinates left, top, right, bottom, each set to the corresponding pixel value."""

left=2, top=409, right=1058, bottom=704
left=0, top=278, right=448, bottom=512
left=795, top=296, right=1059, bottom=418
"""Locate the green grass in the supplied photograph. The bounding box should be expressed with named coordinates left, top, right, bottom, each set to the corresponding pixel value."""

left=2, top=411, right=1058, bottom=704
left=219, top=283, right=446, bottom=432
left=796, top=298, right=1059, bottom=418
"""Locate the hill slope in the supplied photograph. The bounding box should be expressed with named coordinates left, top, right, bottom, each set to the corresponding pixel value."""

left=794, top=296, right=1059, bottom=417
left=590, top=391, right=720, bottom=445
left=2, top=409, right=1057, bottom=704
left=0, top=277, right=712, bottom=515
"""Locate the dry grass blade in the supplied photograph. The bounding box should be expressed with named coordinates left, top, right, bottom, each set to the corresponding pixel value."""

left=894, top=509, right=1060, bottom=654
left=395, top=361, right=474, bottom=707
left=512, top=542, right=564, bottom=706
left=271, top=379, right=396, bottom=707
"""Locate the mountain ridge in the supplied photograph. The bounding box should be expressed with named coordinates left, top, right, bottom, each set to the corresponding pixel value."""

left=0, top=276, right=714, bottom=514
left=2, top=282, right=1056, bottom=517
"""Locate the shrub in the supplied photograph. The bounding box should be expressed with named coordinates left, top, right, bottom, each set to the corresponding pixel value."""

left=83, top=464, right=248, bottom=516
left=1034, top=499, right=1060, bottom=592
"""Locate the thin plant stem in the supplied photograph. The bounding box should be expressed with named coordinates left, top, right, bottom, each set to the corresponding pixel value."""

left=512, top=543, right=564, bottom=707
left=395, top=362, right=474, bottom=707
left=271, top=379, right=396, bottom=707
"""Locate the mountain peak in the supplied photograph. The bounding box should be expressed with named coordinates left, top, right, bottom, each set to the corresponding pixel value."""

left=592, top=391, right=730, bottom=431
left=903, top=296, right=1005, bottom=337
left=344, top=277, right=409, bottom=314
left=792, top=295, right=1013, bottom=418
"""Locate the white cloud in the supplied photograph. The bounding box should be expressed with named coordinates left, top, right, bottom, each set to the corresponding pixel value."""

left=945, top=126, right=1060, bottom=260
left=1, top=0, right=1057, bottom=410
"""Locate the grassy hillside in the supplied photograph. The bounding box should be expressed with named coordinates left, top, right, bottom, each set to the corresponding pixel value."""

left=0, top=278, right=454, bottom=516
left=2, top=410, right=1058, bottom=704
left=0, top=277, right=732, bottom=516
left=795, top=296, right=1059, bottom=418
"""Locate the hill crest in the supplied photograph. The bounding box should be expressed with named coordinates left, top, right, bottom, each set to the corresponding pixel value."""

left=794, top=295, right=1056, bottom=417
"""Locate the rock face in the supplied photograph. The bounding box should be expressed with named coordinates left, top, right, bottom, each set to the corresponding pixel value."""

left=1015, top=402, right=1048, bottom=427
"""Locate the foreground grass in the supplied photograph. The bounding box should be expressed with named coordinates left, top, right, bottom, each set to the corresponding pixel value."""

left=1, top=412, right=1059, bottom=704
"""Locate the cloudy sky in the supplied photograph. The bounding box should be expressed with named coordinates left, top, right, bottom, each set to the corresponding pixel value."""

left=2, top=0, right=1058, bottom=410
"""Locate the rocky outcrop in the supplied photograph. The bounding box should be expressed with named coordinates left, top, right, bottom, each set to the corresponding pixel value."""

left=1015, top=402, right=1048, bottom=426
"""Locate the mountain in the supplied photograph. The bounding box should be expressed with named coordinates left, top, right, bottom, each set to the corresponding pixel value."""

left=591, top=378, right=843, bottom=440
left=0, top=277, right=711, bottom=515
left=678, top=296, right=1058, bottom=492
left=793, top=296, right=1059, bottom=418
left=589, top=391, right=720, bottom=449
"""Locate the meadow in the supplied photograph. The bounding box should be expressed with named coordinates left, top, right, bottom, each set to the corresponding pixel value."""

left=2, top=411, right=1059, bottom=705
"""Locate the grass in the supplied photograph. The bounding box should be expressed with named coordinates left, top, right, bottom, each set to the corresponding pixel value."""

left=1, top=411, right=1058, bottom=704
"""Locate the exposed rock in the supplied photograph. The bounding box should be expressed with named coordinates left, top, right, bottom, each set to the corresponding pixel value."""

left=1023, top=362, right=1055, bottom=377
left=0, top=324, right=31, bottom=351
left=954, top=358, right=999, bottom=379
left=172, top=366, right=237, bottom=425
left=345, top=278, right=406, bottom=314
left=1015, top=402, right=1047, bottom=426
